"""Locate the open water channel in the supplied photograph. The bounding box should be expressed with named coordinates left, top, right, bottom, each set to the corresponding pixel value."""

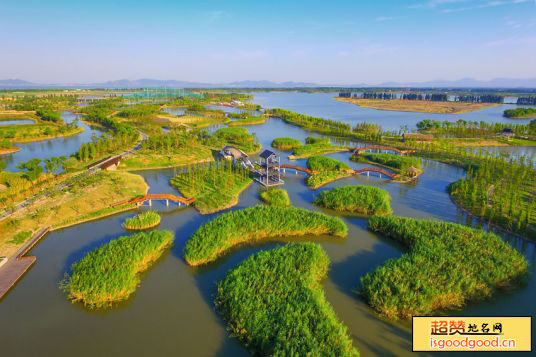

left=0, top=93, right=534, bottom=356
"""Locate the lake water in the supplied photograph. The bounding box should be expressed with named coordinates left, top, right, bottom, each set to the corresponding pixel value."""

left=0, top=94, right=535, bottom=356
left=1, top=112, right=103, bottom=171
left=0, top=119, right=35, bottom=126
left=251, top=92, right=534, bottom=130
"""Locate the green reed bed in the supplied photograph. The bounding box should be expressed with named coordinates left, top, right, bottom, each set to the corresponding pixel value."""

left=271, top=137, right=302, bottom=151
left=315, top=186, right=392, bottom=215
left=216, top=243, right=359, bottom=356
left=227, top=117, right=266, bottom=126
left=184, top=205, right=348, bottom=266
left=61, top=230, right=174, bottom=308
left=123, top=211, right=161, bottom=230
left=361, top=216, right=528, bottom=320
left=170, top=161, right=252, bottom=214
left=306, top=170, right=352, bottom=189
left=292, top=143, right=349, bottom=159
left=352, top=153, right=421, bottom=170
left=260, top=188, right=291, bottom=207
left=307, top=155, right=351, bottom=172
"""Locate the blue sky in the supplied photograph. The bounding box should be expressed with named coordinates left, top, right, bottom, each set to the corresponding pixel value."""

left=1, top=0, right=535, bottom=84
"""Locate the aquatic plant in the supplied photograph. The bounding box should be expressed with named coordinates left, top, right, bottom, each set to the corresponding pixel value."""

left=307, top=155, right=351, bottom=172
left=259, top=188, right=291, bottom=207
left=170, top=160, right=252, bottom=214
left=352, top=153, right=421, bottom=170
left=216, top=243, right=359, bottom=356
left=306, top=170, right=352, bottom=189
left=184, top=205, right=348, bottom=266
left=227, top=117, right=266, bottom=126
left=123, top=211, right=161, bottom=230
left=315, top=186, right=392, bottom=215
left=61, top=230, right=174, bottom=308
left=361, top=216, right=528, bottom=319
left=448, top=154, right=535, bottom=237
left=292, top=143, right=348, bottom=159
left=271, top=137, right=302, bottom=150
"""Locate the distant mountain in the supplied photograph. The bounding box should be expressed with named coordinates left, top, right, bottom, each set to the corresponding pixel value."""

left=1, top=77, right=535, bottom=89
left=0, top=79, right=38, bottom=87
left=226, top=80, right=317, bottom=88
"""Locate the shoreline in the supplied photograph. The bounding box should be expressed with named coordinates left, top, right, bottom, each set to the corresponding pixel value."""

left=9, top=127, right=85, bottom=143
left=0, top=147, right=21, bottom=155
left=336, top=97, right=499, bottom=114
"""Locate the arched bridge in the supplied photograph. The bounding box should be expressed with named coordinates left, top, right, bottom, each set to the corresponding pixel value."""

left=353, top=146, right=415, bottom=156
left=128, top=194, right=195, bottom=206
left=354, top=167, right=397, bottom=180
left=278, top=164, right=317, bottom=176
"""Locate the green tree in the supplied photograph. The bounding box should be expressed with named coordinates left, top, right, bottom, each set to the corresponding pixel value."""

left=17, top=159, right=44, bottom=181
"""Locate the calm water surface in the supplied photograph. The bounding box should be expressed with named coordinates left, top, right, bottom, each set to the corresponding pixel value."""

left=1, top=97, right=535, bottom=356
left=0, top=119, right=34, bottom=126
left=1, top=112, right=103, bottom=171
left=251, top=92, right=534, bottom=130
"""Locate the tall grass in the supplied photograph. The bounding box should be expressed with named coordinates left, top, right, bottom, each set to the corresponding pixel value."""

left=260, top=188, right=291, bottom=207
left=216, top=243, right=359, bottom=356
left=123, top=211, right=161, bottom=230
left=361, top=216, right=528, bottom=319
left=292, top=143, right=348, bottom=159
left=307, top=155, right=351, bottom=172
left=61, top=230, right=174, bottom=308
left=184, top=205, right=348, bottom=266
left=306, top=170, right=352, bottom=189
left=315, top=186, right=392, bottom=215
left=227, top=117, right=266, bottom=126
left=271, top=137, right=302, bottom=150
left=170, top=161, right=252, bottom=214
left=353, top=153, right=421, bottom=170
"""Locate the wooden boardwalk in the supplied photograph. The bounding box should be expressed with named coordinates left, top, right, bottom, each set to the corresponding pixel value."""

left=279, top=164, right=317, bottom=176
left=0, top=227, right=50, bottom=300
left=278, top=163, right=396, bottom=180
left=128, top=194, right=195, bottom=206
left=354, top=167, right=397, bottom=180
left=353, top=145, right=415, bottom=156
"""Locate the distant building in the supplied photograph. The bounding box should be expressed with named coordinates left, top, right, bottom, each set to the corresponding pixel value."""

left=500, top=128, right=514, bottom=137
left=220, top=146, right=248, bottom=161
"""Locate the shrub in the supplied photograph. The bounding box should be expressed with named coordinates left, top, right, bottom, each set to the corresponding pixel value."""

left=170, top=161, right=252, bottom=214
left=184, top=205, right=348, bottom=266
left=216, top=243, right=359, bottom=356
left=260, top=189, right=291, bottom=207
left=271, top=137, right=302, bottom=150
left=361, top=216, right=528, bottom=319
left=354, top=153, right=421, bottom=170
left=123, top=211, right=161, bottom=230
left=306, top=171, right=352, bottom=189
left=307, top=155, right=350, bottom=172
left=9, top=230, right=32, bottom=244
left=305, top=136, right=330, bottom=145
left=315, top=186, right=392, bottom=215
left=61, top=230, right=174, bottom=308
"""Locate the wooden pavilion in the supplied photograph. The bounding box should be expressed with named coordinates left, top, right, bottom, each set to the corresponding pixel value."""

left=255, top=149, right=284, bottom=187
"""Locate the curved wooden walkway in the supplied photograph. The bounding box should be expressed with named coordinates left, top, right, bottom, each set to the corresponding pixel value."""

left=128, top=194, right=195, bottom=206
left=279, top=164, right=316, bottom=176
left=354, top=167, right=397, bottom=180
left=353, top=145, right=415, bottom=156
left=278, top=164, right=396, bottom=180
